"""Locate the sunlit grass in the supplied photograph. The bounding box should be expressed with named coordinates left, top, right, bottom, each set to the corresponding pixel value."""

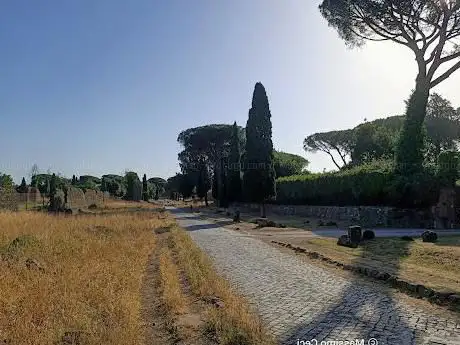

left=0, top=208, right=172, bottom=344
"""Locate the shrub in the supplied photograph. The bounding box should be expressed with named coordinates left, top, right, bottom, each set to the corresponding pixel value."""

left=49, top=189, right=65, bottom=212
left=276, top=160, right=439, bottom=208
left=437, top=151, right=459, bottom=187
left=276, top=160, right=393, bottom=206
left=421, top=230, right=438, bottom=243
left=388, top=167, right=440, bottom=208
left=362, top=230, right=375, bottom=240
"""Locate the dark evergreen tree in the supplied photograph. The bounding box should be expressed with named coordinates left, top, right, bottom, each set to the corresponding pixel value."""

left=71, top=175, right=76, bottom=185
left=196, top=162, right=211, bottom=206
left=216, top=156, right=228, bottom=208
left=212, top=165, right=218, bottom=201
left=227, top=121, right=242, bottom=203
left=17, top=177, right=28, bottom=193
left=243, top=82, right=276, bottom=217
left=178, top=173, right=194, bottom=201
left=124, top=172, right=142, bottom=201
left=49, top=173, right=57, bottom=197
left=48, top=173, right=57, bottom=210
left=142, top=174, right=148, bottom=201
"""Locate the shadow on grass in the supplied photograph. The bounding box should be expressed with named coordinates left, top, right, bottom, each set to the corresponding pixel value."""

left=434, top=235, right=460, bottom=247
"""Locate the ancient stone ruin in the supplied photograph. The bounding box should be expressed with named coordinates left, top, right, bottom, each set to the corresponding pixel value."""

left=65, top=187, right=105, bottom=210
left=66, top=187, right=87, bottom=210
left=132, top=182, right=142, bottom=201
left=84, top=189, right=103, bottom=206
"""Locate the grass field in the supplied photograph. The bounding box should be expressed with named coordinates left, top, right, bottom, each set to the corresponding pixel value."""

left=0, top=204, right=167, bottom=344
left=0, top=200, right=271, bottom=345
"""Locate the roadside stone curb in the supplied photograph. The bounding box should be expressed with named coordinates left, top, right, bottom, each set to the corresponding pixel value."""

left=270, top=240, right=460, bottom=310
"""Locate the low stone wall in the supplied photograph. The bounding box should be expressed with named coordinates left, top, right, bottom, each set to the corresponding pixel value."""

left=0, top=188, right=19, bottom=211
left=231, top=202, right=433, bottom=228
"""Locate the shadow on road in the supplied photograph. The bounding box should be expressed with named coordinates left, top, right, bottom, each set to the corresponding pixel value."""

left=279, top=238, right=420, bottom=345
left=166, top=206, right=235, bottom=231
left=182, top=221, right=235, bottom=232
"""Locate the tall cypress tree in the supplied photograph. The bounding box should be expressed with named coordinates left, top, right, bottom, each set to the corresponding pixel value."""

left=243, top=82, right=276, bottom=217
left=227, top=121, right=242, bottom=203
left=142, top=174, right=148, bottom=201
left=17, top=177, right=27, bottom=193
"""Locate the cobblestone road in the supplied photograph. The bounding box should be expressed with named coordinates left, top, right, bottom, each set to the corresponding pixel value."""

left=170, top=208, right=460, bottom=345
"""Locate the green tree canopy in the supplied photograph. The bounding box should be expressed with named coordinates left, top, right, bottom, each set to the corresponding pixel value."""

left=319, top=0, right=460, bottom=175
left=101, top=174, right=126, bottom=197
left=273, top=151, right=309, bottom=177
left=177, top=124, right=246, bottom=195
left=351, top=123, right=395, bottom=165
left=305, top=93, right=460, bottom=168
left=0, top=173, right=14, bottom=190
left=303, top=129, right=354, bottom=169
left=178, top=123, right=245, bottom=203
left=319, top=1, right=460, bottom=89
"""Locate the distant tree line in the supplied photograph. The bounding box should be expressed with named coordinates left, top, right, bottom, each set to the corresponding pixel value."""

left=1, top=164, right=167, bottom=204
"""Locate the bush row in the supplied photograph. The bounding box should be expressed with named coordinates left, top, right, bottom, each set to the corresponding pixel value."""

left=275, top=160, right=440, bottom=207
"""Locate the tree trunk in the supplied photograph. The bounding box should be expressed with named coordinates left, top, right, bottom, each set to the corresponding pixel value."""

left=204, top=193, right=208, bottom=207
left=395, top=76, right=430, bottom=175
left=260, top=202, right=266, bottom=218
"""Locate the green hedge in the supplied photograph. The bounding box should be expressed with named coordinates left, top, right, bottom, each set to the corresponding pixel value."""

left=276, top=160, right=439, bottom=207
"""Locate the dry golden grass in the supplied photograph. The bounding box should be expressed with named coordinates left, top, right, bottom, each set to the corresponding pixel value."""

left=101, top=199, right=159, bottom=210
left=169, top=227, right=275, bottom=345
left=158, top=247, right=187, bottom=315
left=292, top=236, right=460, bottom=294
left=0, top=209, right=172, bottom=345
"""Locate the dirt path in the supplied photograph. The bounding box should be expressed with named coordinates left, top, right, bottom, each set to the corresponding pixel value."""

left=141, top=231, right=214, bottom=345
left=170, top=207, right=460, bottom=345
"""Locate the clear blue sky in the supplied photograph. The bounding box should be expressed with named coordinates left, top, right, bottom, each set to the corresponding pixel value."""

left=1, top=0, right=459, bottom=184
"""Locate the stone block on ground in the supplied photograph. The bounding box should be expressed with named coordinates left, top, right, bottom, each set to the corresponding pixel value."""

left=348, top=225, right=362, bottom=244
